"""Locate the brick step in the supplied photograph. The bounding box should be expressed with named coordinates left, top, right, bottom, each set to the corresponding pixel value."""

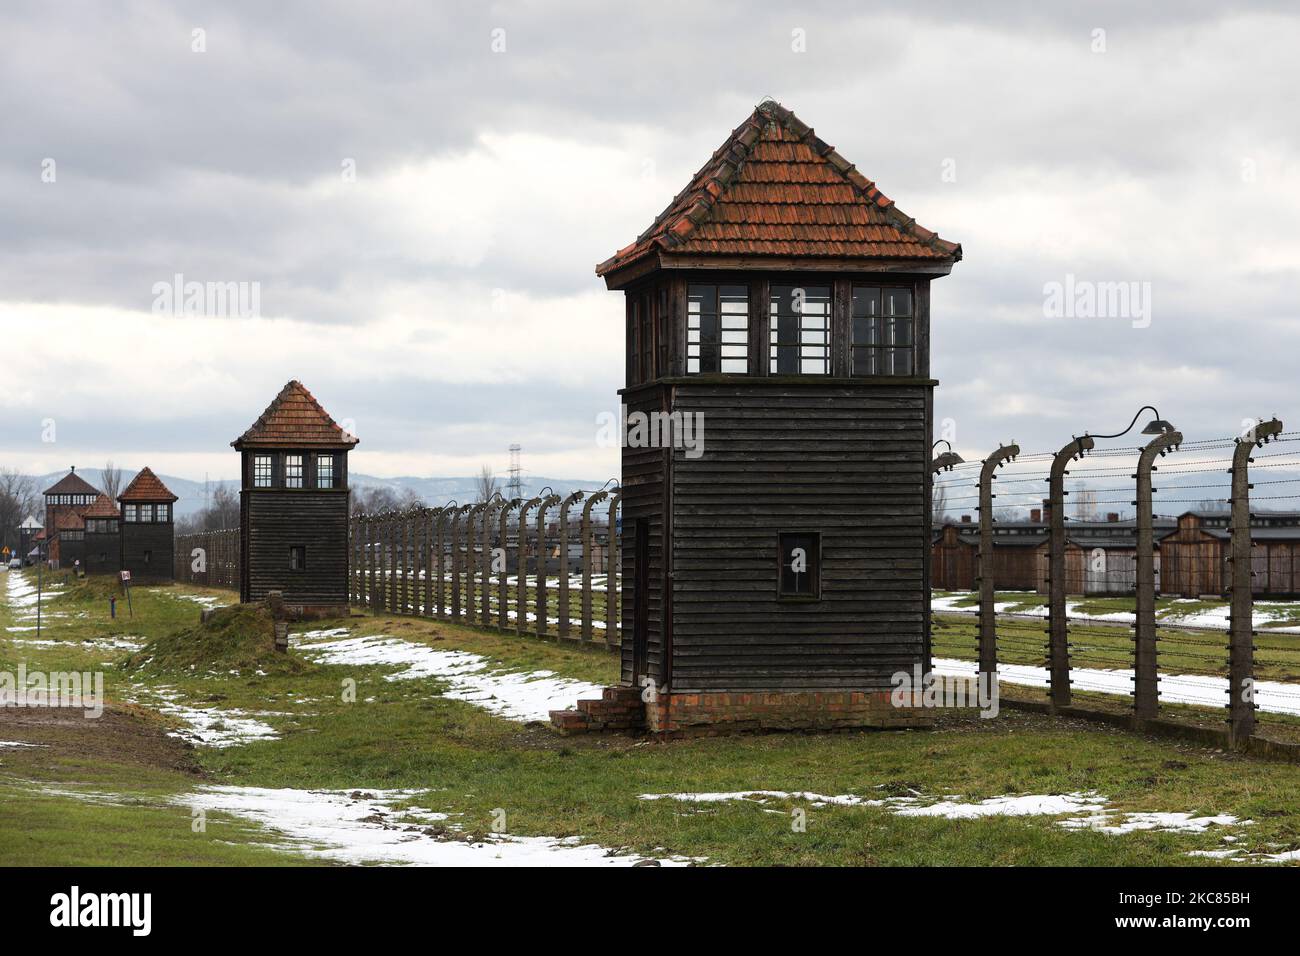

left=550, top=686, right=647, bottom=735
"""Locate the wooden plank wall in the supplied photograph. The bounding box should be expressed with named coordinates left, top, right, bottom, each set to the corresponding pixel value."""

left=174, top=529, right=239, bottom=589
left=669, top=381, right=928, bottom=692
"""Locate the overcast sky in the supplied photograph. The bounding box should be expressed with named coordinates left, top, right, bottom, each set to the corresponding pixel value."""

left=3, top=1, right=1298, bottom=482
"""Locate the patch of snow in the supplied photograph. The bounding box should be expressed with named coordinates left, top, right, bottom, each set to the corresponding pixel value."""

left=1060, top=811, right=1247, bottom=835
left=290, top=629, right=604, bottom=722
left=893, top=792, right=1107, bottom=819
left=131, top=684, right=280, bottom=748
left=932, top=657, right=1300, bottom=717
left=0, top=740, right=47, bottom=749
left=640, top=790, right=882, bottom=808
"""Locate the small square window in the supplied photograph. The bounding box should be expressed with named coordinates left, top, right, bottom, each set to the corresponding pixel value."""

left=778, top=532, right=820, bottom=599
left=124, top=504, right=137, bottom=523
left=289, top=546, right=306, bottom=571
left=253, top=455, right=274, bottom=488
left=143, top=550, right=152, bottom=565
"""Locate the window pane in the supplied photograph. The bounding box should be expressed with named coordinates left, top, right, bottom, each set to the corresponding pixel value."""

left=285, top=454, right=303, bottom=489
left=254, top=455, right=273, bottom=488
left=778, top=532, right=820, bottom=597
left=689, top=283, right=749, bottom=375
left=852, top=286, right=914, bottom=377
left=770, top=285, right=830, bottom=375
left=317, top=454, right=335, bottom=489
left=886, top=289, right=913, bottom=316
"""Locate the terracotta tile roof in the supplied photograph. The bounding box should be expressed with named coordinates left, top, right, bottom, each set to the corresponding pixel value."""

left=232, top=380, right=359, bottom=449
left=596, top=100, right=960, bottom=277
left=42, top=469, right=101, bottom=497
left=118, top=467, right=178, bottom=503
left=81, top=494, right=121, bottom=519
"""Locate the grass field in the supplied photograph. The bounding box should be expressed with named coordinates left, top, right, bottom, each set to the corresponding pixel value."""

left=3, top=570, right=1300, bottom=866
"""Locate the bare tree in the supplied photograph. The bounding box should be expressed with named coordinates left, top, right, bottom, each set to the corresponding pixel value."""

left=0, top=468, right=39, bottom=553
left=475, top=465, right=500, bottom=503
left=101, top=461, right=123, bottom=501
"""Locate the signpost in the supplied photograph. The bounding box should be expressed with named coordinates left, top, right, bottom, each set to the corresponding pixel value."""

left=120, top=569, right=134, bottom=619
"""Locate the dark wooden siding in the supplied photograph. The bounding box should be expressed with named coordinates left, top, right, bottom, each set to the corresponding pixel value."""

left=242, top=490, right=350, bottom=605
left=121, top=523, right=174, bottom=582
left=84, top=531, right=121, bottom=575
left=667, top=381, right=929, bottom=692
left=619, top=383, right=669, bottom=686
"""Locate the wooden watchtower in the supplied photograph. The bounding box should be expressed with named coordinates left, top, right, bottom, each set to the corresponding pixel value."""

left=232, top=380, right=358, bottom=617
left=594, top=100, right=961, bottom=734
left=118, top=467, right=177, bottom=582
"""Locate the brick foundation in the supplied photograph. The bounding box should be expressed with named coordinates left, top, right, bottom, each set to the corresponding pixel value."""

left=551, top=686, right=932, bottom=737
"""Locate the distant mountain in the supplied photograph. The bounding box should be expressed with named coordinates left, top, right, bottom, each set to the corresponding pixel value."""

left=28, top=469, right=608, bottom=521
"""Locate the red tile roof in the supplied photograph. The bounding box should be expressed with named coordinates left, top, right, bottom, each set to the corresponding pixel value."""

left=232, top=380, right=359, bottom=449
left=81, top=494, right=121, bottom=519
left=42, top=469, right=101, bottom=497
left=118, top=467, right=178, bottom=503
left=596, top=100, right=961, bottom=277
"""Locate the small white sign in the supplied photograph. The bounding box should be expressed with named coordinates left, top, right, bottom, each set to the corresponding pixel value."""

left=120, top=570, right=132, bottom=582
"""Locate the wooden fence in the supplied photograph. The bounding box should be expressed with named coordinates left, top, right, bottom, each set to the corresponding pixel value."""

left=174, top=529, right=241, bottom=591
left=349, top=489, right=623, bottom=650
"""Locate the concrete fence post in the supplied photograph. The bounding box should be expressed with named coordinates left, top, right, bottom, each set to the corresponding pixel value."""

left=497, top=499, right=519, bottom=630
left=480, top=497, right=501, bottom=626
left=515, top=496, right=543, bottom=635
left=556, top=491, right=584, bottom=640
left=977, top=443, right=1019, bottom=681
left=535, top=493, right=560, bottom=638
left=1047, top=436, right=1095, bottom=707
left=434, top=505, right=452, bottom=620
left=1228, top=418, right=1281, bottom=744
left=449, top=505, right=466, bottom=621
left=606, top=492, right=621, bottom=649
left=1134, top=429, right=1182, bottom=718
left=368, top=514, right=379, bottom=612
left=581, top=490, right=611, bottom=643
left=400, top=510, right=411, bottom=614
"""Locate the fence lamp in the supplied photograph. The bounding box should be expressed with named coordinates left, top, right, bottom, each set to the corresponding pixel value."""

left=1087, top=405, right=1176, bottom=441
left=931, top=439, right=964, bottom=473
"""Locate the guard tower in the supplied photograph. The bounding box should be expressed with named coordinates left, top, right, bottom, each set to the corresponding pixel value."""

left=42, top=468, right=100, bottom=569
left=232, top=380, right=358, bottom=618
left=118, top=467, right=178, bottom=582
left=18, top=516, right=42, bottom=564
left=594, top=101, right=962, bottom=734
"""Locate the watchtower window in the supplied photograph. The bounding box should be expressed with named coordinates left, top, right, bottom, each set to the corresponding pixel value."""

left=852, top=286, right=914, bottom=376
left=770, top=285, right=830, bottom=374
left=253, top=455, right=273, bottom=488
left=778, top=532, right=821, bottom=598
left=317, top=454, right=335, bottom=489
left=688, top=283, right=748, bottom=374
left=285, top=454, right=304, bottom=489
left=289, top=545, right=306, bottom=571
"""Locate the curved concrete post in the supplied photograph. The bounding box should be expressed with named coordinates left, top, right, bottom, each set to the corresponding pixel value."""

left=497, top=499, right=520, bottom=630
left=368, top=513, right=379, bottom=612
left=1134, top=429, right=1183, bottom=718
left=580, top=491, right=610, bottom=643
left=480, top=496, right=503, bottom=626
left=977, top=443, right=1019, bottom=681
left=556, top=491, right=584, bottom=639
left=449, top=504, right=473, bottom=622
left=400, top=509, right=411, bottom=614
left=605, top=492, right=622, bottom=648
left=433, top=505, right=453, bottom=620
left=465, top=503, right=489, bottom=623
left=1047, top=435, right=1095, bottom=707
left=515, top=496, right=543, bottom=635
left=534, top=494, right=561, bottom=637
left=1228, top=418, right=1281, bottom=744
